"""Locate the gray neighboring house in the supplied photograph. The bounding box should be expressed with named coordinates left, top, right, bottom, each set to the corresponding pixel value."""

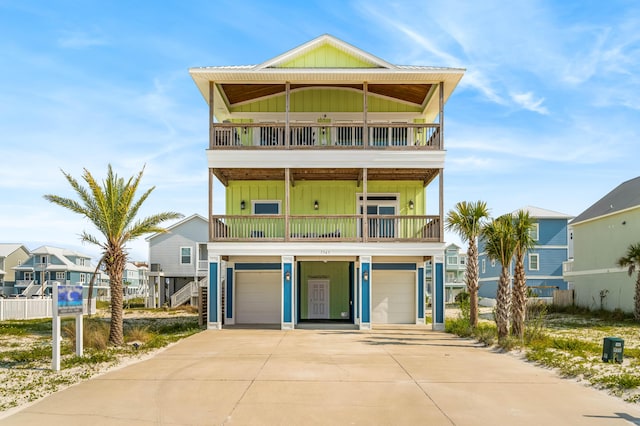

left=146, top=214, right=208, bottom=307
left=0, top=244, right=30, bottom=295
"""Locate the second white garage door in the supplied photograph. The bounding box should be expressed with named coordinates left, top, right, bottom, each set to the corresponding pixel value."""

left=235, top=271, right=281, bottom=324
left=371, top=270, right=416, bottom=324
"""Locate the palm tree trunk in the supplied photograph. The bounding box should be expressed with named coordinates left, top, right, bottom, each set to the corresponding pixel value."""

left=105, top=246, right=126, bottom=346
left=466, top=239, right=479, bottom=328
left=635, top=273, right=640, bottom=321
left=511, top=257, right=527, bottom=338
left=496, top=266, right=511, bottom=340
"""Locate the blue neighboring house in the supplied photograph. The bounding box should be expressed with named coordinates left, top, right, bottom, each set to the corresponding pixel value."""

left=478, top=206, right=573, bottom=299
left=13, top=246, right=100, bottom=297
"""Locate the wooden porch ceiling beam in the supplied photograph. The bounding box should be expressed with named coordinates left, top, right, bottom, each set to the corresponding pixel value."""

left=213, top=168, right=228, bottom=187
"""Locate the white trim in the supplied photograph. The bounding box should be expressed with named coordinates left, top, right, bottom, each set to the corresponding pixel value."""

left=207, top=149, right=446, bottom=170
left=207, top=242, right=446, bottom=257
left=534, top=245, right=569, bottom=250
left=571, top=205, right=640, bottom=226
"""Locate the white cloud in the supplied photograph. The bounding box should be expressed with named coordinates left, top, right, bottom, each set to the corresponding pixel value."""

left=57, top=30, right=109, bottom=49
left=510, top=92, right=548, bottom=115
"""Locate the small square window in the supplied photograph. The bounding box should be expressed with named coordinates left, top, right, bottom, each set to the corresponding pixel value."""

left=529, top=253, right=539, bottom=271
left=180, top=247, right=192, bottom=265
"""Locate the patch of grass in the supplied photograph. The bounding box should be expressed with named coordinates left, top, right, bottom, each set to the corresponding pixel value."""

left=0, top=318, right=52, bottom=336
left=0, top=344, right=52, bottom=367
left=61, top=351, right=117, bottom=368
left=125, top=325, right=152, bottom=344
left=594, top=373, right=640, bottom=391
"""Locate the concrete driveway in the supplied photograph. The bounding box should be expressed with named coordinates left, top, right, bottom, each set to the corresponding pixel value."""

left=1, top=326, right=640, bottom=425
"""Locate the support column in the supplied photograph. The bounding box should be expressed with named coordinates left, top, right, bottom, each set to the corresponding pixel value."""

left=282, top=255, right=294, bottom=330
left=207, top=254, right=222, bottom=330
left=285, top=82, right=290, bottom=148
left=225, top=265, right=234, bottom=325
left=359, top=255, right=371, bottom=330
left=432, top=254, right=445, bottom=331
left=363, top=82, right=368, bottom=148
left=417, top=265, right=425, bottom=324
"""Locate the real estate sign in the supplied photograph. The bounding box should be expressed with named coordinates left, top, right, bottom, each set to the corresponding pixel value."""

left=57, top=285, right=84, bottom=315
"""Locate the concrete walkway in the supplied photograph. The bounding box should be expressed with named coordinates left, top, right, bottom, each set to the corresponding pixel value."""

left=1, top=327, right=640, bottom=425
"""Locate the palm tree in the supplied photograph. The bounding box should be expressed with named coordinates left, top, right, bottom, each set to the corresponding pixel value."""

left=44, top=165, right=183, bottom=345
left=616, top=242, right=640, bottom=320
left=511, top=210, right=537, bottom=338
left=482, top=214, right=517, bottom=340
left=446, top=201, right=490, bottom=328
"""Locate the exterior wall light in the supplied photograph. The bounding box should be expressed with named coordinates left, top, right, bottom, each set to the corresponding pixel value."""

left=314, top=200, right=319, bottom=210
left=363, top=271, right=369, bottom=281
left=409, top=200, right=414, bottom=210
left=240, top=200, right=246, bottom=210
left=285, top=271, right=291, bottom=281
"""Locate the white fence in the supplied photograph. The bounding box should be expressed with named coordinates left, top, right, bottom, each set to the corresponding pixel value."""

left=0, top=298, right=97, bottom=321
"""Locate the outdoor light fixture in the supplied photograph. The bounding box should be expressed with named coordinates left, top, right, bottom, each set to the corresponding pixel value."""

left=285, top=271, right=291, bottom=281
left=314, top=200, right=319, bottom=210
left=409, top=200, right=414, bottom=210
left=363, top=271, right=369, bottom=281
left=240, top=200, right=246, bottom=210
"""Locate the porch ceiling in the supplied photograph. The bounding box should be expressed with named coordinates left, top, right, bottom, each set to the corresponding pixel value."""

left=213, top=168, right=439, bottom=186
left=219, top=83, right=433, bottom=106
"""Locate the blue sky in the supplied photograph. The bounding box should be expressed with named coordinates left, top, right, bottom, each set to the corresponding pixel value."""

left=1, top=0, right=639, bottom=261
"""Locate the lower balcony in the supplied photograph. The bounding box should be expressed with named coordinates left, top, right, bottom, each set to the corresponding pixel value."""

left=211, top=215, right=441, bottom=242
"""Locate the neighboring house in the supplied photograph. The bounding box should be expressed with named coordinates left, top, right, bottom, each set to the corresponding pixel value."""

left=13, top=246, right=99, bottom=297
left=444, top=243, right=466, bottom=302
left=0, top=244, right=30, bottom=295
left=146, top=214, right=208, bottom=307
left=564, top=176, right=640, bottom=313
left=189, top=34, right=464, bottom=329
left=479, top=206, right=572, bottom=299
left=123, top=262, right=150, bottom=299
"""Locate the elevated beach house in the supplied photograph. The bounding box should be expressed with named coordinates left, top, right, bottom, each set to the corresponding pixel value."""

left=189, top=35, right=464, bottom=330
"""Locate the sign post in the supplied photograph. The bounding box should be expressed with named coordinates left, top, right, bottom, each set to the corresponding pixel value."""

left=52, top=284, right=84, bottom=371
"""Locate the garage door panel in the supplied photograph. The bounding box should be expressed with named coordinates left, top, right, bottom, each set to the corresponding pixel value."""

left=236, top=272, right=280, bottom=324
left=372, top=271, right=415, bottom=324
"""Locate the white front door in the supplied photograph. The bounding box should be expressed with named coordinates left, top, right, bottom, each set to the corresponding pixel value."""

left=308, top=279, right=330, bottom=319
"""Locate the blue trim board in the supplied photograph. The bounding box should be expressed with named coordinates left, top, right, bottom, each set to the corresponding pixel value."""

left=235, top=263, right=281, bottom=271
left=418, top=267, right=425, bottom=319
left=372, top=263, right=416, bottom=271
left=361, top=263, right=370, bottom=323
left=209, top=262, right=218, bottom=322
left=435, top=263, right=444, bottom=324
left=283, top=263, right=292, bottom=323
left=226, top=267, right=233, bottom=318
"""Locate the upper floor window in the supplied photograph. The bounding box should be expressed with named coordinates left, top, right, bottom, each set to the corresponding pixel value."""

left=481, top=259, right=486, bottom=274
left=56, top=272, right=65, bottom=281
left=460, top=257, right=466, bottom=265
left=39, top=255, right=49, bottom=265
left=529, top=253, right=540, bottom=271
left=253, top=201, right=281, bottom=215
left=79, top=273, right=86, bottom=283
left=529, top=223, right=539, bottom=241
left=180, top=247, right=192, bottom=265
left=447, top=256, right=458, bottom=265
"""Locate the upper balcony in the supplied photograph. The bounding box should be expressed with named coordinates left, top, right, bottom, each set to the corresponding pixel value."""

left=210, top=122, right=441, bottom=150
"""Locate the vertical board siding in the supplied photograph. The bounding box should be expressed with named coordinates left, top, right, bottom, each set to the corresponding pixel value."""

left=277, top=44, right=375, bottom=68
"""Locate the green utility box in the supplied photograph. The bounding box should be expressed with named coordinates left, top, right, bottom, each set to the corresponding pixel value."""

left=602, top=337, right=624, bottom=363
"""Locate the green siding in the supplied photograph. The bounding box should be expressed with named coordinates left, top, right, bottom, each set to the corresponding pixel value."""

left=276, top=44, right=377, bottom=68
left=226, top=181, right=426, bottom=215
left=299, top=261, right=350, bottom=319
left=230, top=89, right=420, bottom=113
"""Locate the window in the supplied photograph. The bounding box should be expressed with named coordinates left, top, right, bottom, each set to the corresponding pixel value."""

left=529, top=253, right=539, bottom=271
left=39, top=255, right=49, bottom=264
left=481, top=259, right=486, bottom=274
left=460, top=257, right=466, bottom=265
left=79, top=273, right=86, bottom=283
left=529, top=223, right=539, bottom=241
left=56, top=272, right=65, bottom=280
left=252, top=201, right=281, bottom=215
left=447, top=256, right=458, bottom=265
left=24, top=272, right=34, bottom=281
left=180, top=247, right=192, bottom=265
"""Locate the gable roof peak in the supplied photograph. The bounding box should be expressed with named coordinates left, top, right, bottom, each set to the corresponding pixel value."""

left=256, top=34, right=396, bottom=70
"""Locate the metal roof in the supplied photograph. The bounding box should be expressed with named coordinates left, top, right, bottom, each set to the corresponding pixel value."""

left=512, top=206, right=573, bottom=219
left=572, top=176, right=640, bottom=225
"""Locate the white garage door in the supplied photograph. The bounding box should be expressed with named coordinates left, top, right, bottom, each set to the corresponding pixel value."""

left=235, top=272, right=281, bottom=324
left=372, top=270, right=415, bottom=324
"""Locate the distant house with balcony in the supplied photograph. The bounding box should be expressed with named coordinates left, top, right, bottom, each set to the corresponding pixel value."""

left=0, top=244, right=30, bottom=295
left=444, top=243, right=466, bottom=302
left=146, top=214, right=208, bottom=307
left=13, top=246, right=99, bottom=297
left=479, top=206, right=572, bottom=299
left=189, top=34, right=464, bottom=329
left=564, top=176, right=640, bottom=313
